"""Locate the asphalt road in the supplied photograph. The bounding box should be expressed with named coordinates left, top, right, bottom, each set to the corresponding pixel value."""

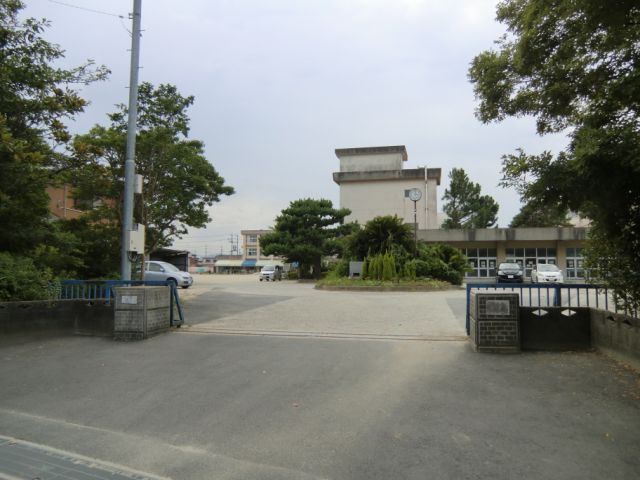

left=1, top=275, right=639, bottom=479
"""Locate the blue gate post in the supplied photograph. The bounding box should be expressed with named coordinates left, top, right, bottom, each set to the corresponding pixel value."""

left=553, top=285, right=562, bottom=307
left=465, top=283, right=473, bottom=335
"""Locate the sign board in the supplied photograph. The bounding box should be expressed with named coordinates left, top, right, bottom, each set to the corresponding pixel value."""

left=486, top=299, right=510, bottom=316
left=121, top=295, right=138, bottom=305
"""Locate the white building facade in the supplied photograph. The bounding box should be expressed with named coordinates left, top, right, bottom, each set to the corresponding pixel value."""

left=333, top=146, right=441, bottom=229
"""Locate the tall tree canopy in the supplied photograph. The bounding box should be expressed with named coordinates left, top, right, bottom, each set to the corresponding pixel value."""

left=69, top=82, right=234, bottom=254
left=469, top=0, right=640, bottom=308
left=0, top=0, right=107, bottom=254
left=260, top=199, right=351, bottom=278
left=509, top=200, right=571, bottom=228
left=441, top=168, right=499, bottom=229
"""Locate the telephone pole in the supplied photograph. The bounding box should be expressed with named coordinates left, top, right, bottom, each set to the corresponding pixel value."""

left=120, top=0, right=142, bottom=281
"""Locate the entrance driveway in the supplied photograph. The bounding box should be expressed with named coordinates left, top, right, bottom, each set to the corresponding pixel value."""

left=180, top=275, right=467, bottom=339
left=1, top=275, right=639, bottom=479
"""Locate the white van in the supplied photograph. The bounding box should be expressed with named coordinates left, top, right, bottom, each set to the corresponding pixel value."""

left=259, top=265, right=282, bottom=281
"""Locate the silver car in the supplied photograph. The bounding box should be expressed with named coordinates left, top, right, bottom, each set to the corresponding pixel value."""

left=144, top=261, right=193, bottom=289
left=531, top=264, right=564, bottom=283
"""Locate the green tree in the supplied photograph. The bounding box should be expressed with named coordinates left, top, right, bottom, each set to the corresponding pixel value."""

left=510, top=200, right=571, bottom=228
left=347, top=215, right=414, bottom=260
left=469, top=0, right=640, bottom=308
left=441, top=168, right=499, bottom=229
left=0, top=0, right=107, bottom=255
left=69, top=83, right=234, bottom=256
left=260, top=199, right=351, bottom=279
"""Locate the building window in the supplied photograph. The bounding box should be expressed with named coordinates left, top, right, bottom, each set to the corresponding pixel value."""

left=505, top=247, right=557, bottom=277
left=247, top=234, right=258, bottom=244
left=247, top=247, right=257, bottom=257
left=464, top=248, right=497, bottom=278
left=565, top=247, right=584, bottom=279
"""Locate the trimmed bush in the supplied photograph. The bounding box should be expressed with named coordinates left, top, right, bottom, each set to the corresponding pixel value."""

left=0, top=252, right=54, bottom=301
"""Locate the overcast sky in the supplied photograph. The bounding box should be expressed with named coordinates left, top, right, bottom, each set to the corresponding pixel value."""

left=26, top=0, right=568, bottom=256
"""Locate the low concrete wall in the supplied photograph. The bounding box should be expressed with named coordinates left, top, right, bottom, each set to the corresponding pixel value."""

left=591, top=310, right=640, bottom=370
left=520, top=307, right=591, bottom=351
left=0, top=300, right=114, bottom=339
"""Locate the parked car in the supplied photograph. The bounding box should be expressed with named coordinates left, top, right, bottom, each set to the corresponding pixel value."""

left=144, top=261, right=193, bottom=289
left=259, top=265, right=282, bottom=281
left=495, top=262, right=524, bottom=283
left=531, top=263, right=564, bottom=283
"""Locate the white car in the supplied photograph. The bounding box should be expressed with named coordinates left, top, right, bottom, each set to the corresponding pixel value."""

left=531, top=264, right=564, bottom=283
left=144, top=261, right=193, bottom=289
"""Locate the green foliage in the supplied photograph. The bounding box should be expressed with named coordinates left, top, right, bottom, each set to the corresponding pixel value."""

left=331, top=258, right=350, bottom=278
left=584, top=225, right=640, bottom=314
left=0, top=1, right=106, bottom=255
left=347, top=215, right=414, bottom=259
left=403, top=260, right=417, bottom=280
left=56, top=219, right=120, bottom=279
left=441, top=168, right=498, bottom=229
left=469, top=0, right=640, bottom=303
left=366, top=255, right=380, bottom=281
left=415, top=244, right=469, bottom=285
left=361, top=257, right=369, bottom=279
left=69, top=82, right=234, bottom=254
left=260, top=199, right=351, bottom=278
left=316, top=276, right=451, bottom=290
left=0, top=253, right=54, bottom=301
left=381, top=253, right=396, bottom=281
left=509, top=199, right=571, bottom=228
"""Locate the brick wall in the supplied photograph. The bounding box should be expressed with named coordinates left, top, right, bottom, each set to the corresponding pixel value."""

left=114, top=286, right=170, bottom=341
left=470, top=292, right=520, bottom=352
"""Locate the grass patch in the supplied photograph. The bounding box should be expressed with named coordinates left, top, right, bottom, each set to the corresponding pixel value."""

left=316, top=276, right=453, bottom=290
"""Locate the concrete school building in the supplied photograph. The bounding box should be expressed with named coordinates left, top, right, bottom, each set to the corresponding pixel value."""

left=332, top=145, right=589, bottom=281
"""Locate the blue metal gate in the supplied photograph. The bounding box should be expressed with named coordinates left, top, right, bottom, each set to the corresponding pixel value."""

left=59, top=279, right=184, bottom=326
left=464, top=283, right=627, bottom=335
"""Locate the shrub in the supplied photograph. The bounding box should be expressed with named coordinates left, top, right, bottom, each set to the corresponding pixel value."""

left=330, top=258, right=350, bottom=277
left=403, top=260, right=417, bottom=280
left=0, top=253, right=54, bottom=301
left=382, top=252, right=397, bottom=281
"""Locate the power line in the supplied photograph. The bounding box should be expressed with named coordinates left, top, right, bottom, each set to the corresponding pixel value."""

left=48, top=0, right=125, bottom=19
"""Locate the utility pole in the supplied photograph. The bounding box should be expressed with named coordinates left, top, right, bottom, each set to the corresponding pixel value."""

left=120, top=0, right=142, bottom=281
left=229, top=234, right=239, bottom=255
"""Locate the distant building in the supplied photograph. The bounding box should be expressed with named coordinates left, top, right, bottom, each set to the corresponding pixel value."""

left=211, top=254, right=244, bottom=274
left=240, top=229, right=283, bottom=272
left=46, top=185, right=85, bottom=220
left=333, top=146, right=441, bottom=229
left=420, top=227, right=588, bottom=281
left=333, top=144, right=590, bottom=281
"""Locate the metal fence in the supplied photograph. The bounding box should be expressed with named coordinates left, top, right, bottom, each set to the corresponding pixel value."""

left=59, top=280, right=184, bottom=326
left=465, top=283, right=636, bottom=335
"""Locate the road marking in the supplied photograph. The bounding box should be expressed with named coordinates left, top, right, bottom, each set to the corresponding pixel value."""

left=0, top=435, right=169, bottom=480
left=175, top=326, right=468, bottom=342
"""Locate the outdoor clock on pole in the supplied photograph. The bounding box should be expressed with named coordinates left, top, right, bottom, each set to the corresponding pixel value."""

left=408, top=188, right=422, bottom=202
left=407, top=188, right=421, bottom=256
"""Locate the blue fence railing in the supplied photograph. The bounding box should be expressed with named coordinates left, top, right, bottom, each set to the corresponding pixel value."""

left=465, top=283, right=631, bottom=335
left=59, top=280, right=184, bottom=326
